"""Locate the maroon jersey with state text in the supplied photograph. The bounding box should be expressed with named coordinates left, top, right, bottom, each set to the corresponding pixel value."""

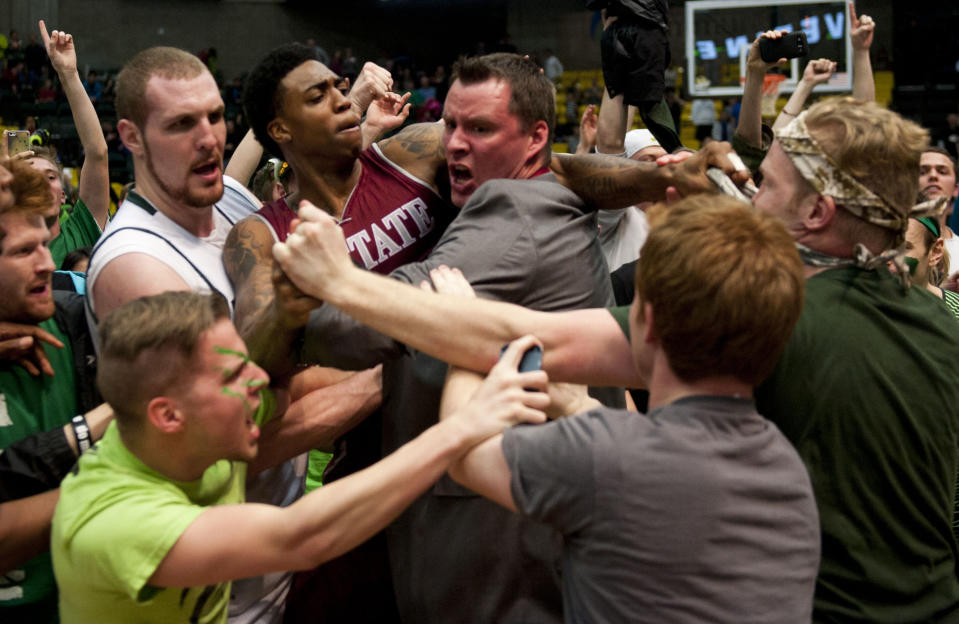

left=255, top=143, right=453, bottom=274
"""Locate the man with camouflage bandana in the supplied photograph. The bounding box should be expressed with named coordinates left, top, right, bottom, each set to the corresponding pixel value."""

left=752, top=97, right=959, bottom=622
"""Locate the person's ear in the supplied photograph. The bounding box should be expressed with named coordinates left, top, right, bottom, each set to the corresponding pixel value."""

left=117, top=119, right=144, bottom=157
left=268, top=117, right=292, bottom=148
left=929, top=236, right=945, bottom=269
left=146, top=396, right=186, bottom=434
left=526, top=120, right=549, bottom=164
left=803, top=193, right=837, bottom=232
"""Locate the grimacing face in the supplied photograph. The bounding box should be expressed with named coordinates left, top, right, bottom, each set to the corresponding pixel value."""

left=0, top=212, right=55, bottom=324
left=272, top=60, right=361, bottom=161
left=176, top=319, right=270, bottom=464
left=442, top=78, right=540, bottom=207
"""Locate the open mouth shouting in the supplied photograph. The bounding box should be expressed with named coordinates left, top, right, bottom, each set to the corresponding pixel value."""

left=28, top=279, right=51, bottom=300
left=192, top=158, right=221, bottom=183
left=449, top=163, right=474, bottom=197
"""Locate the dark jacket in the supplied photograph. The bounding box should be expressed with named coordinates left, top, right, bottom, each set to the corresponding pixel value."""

left=0, top=293, right=100, bottom=502
left=585, top=0, right=669, bottom=31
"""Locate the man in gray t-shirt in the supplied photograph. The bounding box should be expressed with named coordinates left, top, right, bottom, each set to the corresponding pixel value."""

left=438, top=196, right=820, bottom=623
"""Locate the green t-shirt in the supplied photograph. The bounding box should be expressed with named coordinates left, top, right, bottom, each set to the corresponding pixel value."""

left=304, top=449, right=333, bottom=493
left=756, top=267, right=959, bottom=622
left=608, top=305, right=630, bottom=339
left=0, top=316, right=77, bottom=622
left=52, top=390, right=275, bottom=624
left=49, top=199, right=102, bottom=269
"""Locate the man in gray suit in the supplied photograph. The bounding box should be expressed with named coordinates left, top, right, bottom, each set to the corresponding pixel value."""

left=278, top=53, right=616, bottom=623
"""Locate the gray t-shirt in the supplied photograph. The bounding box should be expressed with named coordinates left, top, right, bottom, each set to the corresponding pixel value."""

left=502, top=396, right=820, bottom=623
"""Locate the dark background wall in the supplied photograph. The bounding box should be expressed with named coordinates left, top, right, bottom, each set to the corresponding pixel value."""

left=0, top=0, right=918, bottom=79
left=1, top=0, right=955, bottom=125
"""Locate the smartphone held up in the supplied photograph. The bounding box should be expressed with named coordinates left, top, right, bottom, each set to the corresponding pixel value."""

left=5, top=130, right=31, bottom=157
left=760, top=31, right=808, bottom=63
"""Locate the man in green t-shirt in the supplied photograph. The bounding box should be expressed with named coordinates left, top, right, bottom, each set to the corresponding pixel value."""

left=51, top=290, right=547, bottom=624
left=0, top=158, right=110, bottom=622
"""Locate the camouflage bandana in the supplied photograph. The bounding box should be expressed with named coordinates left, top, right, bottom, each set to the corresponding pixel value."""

left=793, top=196, right=949, bottom=289
left=777, top=112, right=905, bottom=238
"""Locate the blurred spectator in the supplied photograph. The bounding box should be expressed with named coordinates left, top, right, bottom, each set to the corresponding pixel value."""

left=330, top=49, right=343, bottom=74
left=60, top=246, right=91, bottom=273
left=414, top=73, right=436, bottom=102
left=544, top=48, right=564, bottom=82
left=100, top=74, right=116, bottom=103
left=936, top=112, right=959, bottom=160
left=691, top=98, right=716, bottom=147
left=342, top=47, right=359, bottom=82
left=6, top=30, right=23, bottom=64
left=36, top=78, right=56, bottom=102
left=431, top=64, right=449, bottom=101
left=712, top=107, right=733, bottom=142
left=305, top=38, right=330, bottom=66
left=665, top=90, right=685, bottom=131
left=23, top=34, right=45, bottom=75
left=565, top=85, right=580, bottom=124
left=82, top=70, right=101, bottom=102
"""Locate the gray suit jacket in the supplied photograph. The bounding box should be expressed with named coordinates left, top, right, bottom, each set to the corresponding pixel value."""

left=302, top=174, right=622, bottom=623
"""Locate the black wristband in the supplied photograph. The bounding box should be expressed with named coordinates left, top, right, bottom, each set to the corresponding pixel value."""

left=71, top=414, right=91, bottom=455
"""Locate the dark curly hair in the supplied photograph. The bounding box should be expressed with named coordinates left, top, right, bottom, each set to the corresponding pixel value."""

left=243, top=43, right=319, bottom=158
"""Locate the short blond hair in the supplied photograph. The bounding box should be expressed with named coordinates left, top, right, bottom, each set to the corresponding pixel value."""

left=116, top=47, right=209, bottom=128
left=97, top=292, right=230, bottom=429
left=636, top=195, right=805, bottom=385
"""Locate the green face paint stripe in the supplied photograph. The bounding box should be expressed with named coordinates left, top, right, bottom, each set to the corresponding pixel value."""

left=213, top=346, right=251, bottom=362
left=213, top=346, right=254, bottom=380
left=221, top=387, right=254, bottom=412
left=242, top=379, right=268, bottom=389
left=221, top=387, right=245, bottom=399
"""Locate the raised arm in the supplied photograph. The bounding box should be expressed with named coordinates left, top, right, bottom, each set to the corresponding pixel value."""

left=772, top=58, right=836, bottom=131
left=550, top=140, right=749, bottom=211
left=595, top=85, right=629, bottom=156
left=273, top=204, right=641, bottom=386
left=849, top=2, right=875, bottom=102
left=575, top=104, right=598, bottom=155
left=348, top=61, right=393, bottom=119
left=736, top=31, right=787, bottom=149
left=361, top=91, right=411, bottom=149
left=40, top=21, right=109, bottom=228
left=375, top=121, right=446, bottom=188
left=224, top=129, right=264, bottom=188
left=146, top=347, right=546, bottom=588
